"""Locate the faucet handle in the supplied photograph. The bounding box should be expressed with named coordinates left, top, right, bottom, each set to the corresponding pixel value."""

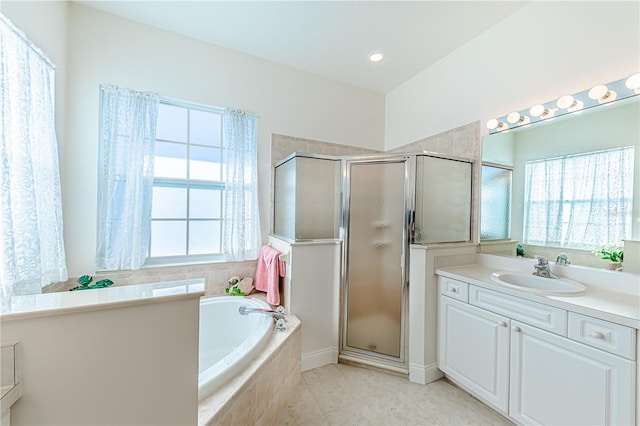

left=534, top=255, right=548, bottom=264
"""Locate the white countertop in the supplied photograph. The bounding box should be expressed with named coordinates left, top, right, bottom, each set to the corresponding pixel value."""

left=0, top=279, right=205, bottom=321
left=436, top=263, right=640, bottom=329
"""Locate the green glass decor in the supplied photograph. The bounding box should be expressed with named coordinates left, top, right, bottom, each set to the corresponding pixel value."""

left=70, top=275, right=114, bottom=291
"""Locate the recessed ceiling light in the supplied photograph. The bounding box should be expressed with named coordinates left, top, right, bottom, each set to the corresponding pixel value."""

left=368, top=51, right=385, bottom=63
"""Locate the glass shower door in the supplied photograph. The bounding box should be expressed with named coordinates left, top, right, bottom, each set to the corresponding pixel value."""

left=343, top=159, right=409, bottom=362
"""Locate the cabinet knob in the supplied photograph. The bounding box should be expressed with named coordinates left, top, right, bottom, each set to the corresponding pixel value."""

left=449, top=288, right=458, bottom=293
left=589, top=331, right=605, bottom=339
left=499, top=321, right=508, bottom=327
left=512, top=326, right=521, bottom=332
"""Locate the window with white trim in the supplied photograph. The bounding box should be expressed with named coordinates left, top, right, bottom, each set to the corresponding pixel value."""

left=148, top=100, right=225, bottom=264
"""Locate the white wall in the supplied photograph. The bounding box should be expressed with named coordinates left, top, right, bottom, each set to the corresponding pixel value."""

left=2, top=2, right=385, bottom=277
left=385, top=1, right=640, bottom=149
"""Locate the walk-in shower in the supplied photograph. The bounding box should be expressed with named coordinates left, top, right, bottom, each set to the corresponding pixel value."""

left=273, top=152, right=472, bottom=372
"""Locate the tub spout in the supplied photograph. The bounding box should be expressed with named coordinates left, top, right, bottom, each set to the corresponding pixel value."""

left=239, top=305, right=286, bottom=331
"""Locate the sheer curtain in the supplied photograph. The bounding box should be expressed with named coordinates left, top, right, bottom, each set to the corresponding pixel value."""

left=96, top=85, right=159, bottom=271
left=524, top=147, right=634, bottom=249
left=222, top=109, right=261, bottom=261
left=0, top=15, right=68, bottom=296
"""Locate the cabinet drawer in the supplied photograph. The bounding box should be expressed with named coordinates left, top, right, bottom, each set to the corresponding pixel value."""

left=469, top=286, right=567, bottom=335
left=439, top=277, right=469, bottom=302
left=568, top=312, right=636, bottom=360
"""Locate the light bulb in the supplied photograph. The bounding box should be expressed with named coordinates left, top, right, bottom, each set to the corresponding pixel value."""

left=486, top=119, right=499, bottom=130
left=557, top=95, right=576, bottom=109
left=530, top=104, right=554, bottom=119
left=625, top=72, right=640, bottom=90
left=588, top=85, right=617, bottom=103
left=507, top=112, right=521, bottom=124
left=588, top=85, right=608, bottom=100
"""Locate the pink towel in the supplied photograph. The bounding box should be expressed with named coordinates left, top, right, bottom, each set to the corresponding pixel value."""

left=254, top=245, right=286, bottom=305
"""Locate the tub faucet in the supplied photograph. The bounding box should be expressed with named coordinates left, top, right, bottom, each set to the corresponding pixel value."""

left=533, top=256, right=555, bottom=278
left=239, top=305, right=286, bottom=331
left=555, top=252, right=570, bottom=266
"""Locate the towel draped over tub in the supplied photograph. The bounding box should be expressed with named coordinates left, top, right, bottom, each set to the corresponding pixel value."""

left=254, top=245, right=286, bottom=305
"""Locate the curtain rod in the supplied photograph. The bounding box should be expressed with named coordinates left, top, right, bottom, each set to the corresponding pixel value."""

left=0, top=13, right=56, bottom=70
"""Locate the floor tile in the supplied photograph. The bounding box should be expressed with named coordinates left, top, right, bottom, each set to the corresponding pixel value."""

left=287, top=362, right=515, bottom=426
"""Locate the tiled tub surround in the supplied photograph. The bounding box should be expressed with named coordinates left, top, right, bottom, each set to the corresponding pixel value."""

left=198, top=314, right=302, bottom=425
left=45, top=260, right=257, bottom=296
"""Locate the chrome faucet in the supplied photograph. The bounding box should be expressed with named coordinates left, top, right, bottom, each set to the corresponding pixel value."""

left=532, top=255, right=555, bottom=278
left=239, top=305, right=286, bottom=331
left=555, top=252, right=570, bottom=266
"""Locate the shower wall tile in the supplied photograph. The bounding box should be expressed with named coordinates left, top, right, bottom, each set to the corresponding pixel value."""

left=271, top=134, right=381, bottom=166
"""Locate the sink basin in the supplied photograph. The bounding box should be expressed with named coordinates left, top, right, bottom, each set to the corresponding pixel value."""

left=491, top=272, right=586, bottom=295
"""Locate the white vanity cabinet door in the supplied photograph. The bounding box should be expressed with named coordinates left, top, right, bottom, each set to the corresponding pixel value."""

left=438, top=295, right=510, bottom=414
left=510, top=321, right=635, bottom=426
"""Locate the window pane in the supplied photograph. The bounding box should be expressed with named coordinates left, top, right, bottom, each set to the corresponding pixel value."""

left=190, top=110, right=222, bottom=147
left=152, top=186, right=187, bottom=218
left=154, top=141, right=187, bottom=178
left=190, top=188, right=221, bottom=219
left=190, top=146, right=222, bottom=180
left=481, top=165, right=512, bottom=240
left=156, top=104, right=187, bottom=142
left=189, top=221, right=221, bottom=255
left=150, top=221, right=186, bottom=256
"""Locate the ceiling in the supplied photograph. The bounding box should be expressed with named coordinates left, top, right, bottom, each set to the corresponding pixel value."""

left=77, top=1, right=527, bottom=94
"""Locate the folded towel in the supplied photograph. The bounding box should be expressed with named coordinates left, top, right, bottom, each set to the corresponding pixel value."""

left=254, top=245, right=285, bottom=305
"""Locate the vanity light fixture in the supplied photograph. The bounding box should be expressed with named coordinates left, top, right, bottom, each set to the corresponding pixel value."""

left=588, top=84, right=617, bottom=104
left=487, top=71, right=639, bottom=134
left=368, top=51, right=385, bottom=63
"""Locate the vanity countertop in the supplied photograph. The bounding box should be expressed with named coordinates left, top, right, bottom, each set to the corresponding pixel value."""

left=0, top=278, right=205, bottom=321
left=436, top=264, right=640, bottom=329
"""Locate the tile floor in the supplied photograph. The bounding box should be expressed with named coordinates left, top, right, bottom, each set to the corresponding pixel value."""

left=278, top=363, right=514, bottom=425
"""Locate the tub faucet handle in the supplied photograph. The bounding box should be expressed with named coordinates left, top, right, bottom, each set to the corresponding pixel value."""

left=276, top=318, right=286, bottom=332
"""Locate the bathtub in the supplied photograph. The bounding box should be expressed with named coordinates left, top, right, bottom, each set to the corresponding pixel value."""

left=198, top=296, right=273, bottom=401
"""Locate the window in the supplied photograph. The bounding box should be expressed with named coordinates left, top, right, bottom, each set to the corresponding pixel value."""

left=523, top=147, right=634, bottom=249
left=480, top=164, right=512, bottom=241
left=97, top=91, right=260, bottom=270
left=148, top=101, right=225, bottom=263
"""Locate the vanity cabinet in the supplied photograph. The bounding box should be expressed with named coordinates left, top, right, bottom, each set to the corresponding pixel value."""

left=438, top=277, right=636, bottom=426
left=438, top=295, right=510, bottom=413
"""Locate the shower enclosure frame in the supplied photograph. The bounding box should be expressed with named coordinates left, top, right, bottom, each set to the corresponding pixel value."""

left=338, top=154, right=416, bottom=372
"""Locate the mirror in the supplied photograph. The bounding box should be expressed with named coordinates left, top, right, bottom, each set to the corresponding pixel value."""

left=481, top=95, right=640, bottom=270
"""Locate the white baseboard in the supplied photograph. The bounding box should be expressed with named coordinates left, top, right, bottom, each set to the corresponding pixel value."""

left=301, top=347, right=338, bottom=372
left=409, top=362, right=443, bottom=385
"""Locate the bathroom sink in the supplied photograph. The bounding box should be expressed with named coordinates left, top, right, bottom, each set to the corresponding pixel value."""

left=491, top=272, right=586, bottom=295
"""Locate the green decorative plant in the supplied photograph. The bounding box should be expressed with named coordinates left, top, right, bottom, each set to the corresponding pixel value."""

left=70, top=275, right=114, bottom=291
left=593, top=247, right=624, bottom=263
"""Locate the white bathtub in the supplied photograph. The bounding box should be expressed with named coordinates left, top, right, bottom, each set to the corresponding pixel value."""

left=198, top=296, right=273, bottom=401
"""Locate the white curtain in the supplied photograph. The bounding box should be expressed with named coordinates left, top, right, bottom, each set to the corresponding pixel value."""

left=0, top=15, right=68, bottom=296
left=524, top=147, right=634, bottom=249
left=222, top=109, right=261, bottom=261
left=96, top=85, right=159, bottom=271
